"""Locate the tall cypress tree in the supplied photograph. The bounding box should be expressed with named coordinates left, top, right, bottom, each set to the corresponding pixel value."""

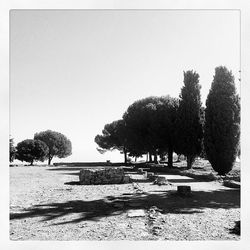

left=204, top=66, right=240, bottom=175
left=175, top=70, right=203, bottom=169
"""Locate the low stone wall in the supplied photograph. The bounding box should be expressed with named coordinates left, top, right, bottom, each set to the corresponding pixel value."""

left=79, top=167, right=127, bottom=185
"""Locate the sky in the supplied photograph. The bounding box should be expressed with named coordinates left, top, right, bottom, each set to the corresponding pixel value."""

left=10, top=10, right=240, bottom=163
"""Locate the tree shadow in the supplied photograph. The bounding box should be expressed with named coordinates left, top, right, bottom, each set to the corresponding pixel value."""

left=47, top=167, right=85, bottom=171
left=10, top=188, right=240, bottom=225
left=64, top=181, right=81, bottom=185
left=129, top=178, right=152, bottom=183
left=60, top=172, right=80, bottom=176
left=166, top=178, right=204, bottom=183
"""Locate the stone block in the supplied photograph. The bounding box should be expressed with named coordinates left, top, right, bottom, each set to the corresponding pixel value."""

left=138, top=168, right=144, bottom=174
left=153, top=176, right=168, bottom=185
left=147, top=172, right=155, bottom=181
left=177, top=185, right=191, bottom=196
left=79, top=167, right=124, bottom=185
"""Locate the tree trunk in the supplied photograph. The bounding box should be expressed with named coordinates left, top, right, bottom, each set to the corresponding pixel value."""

left=154, top=152, right=158, bottom=163
left=149, top=153, right=153, bottom=163
left=48, top=155, right=53, bottom=165
left=187, top=155, right=195, bottom=169
left=30, top=160, right=34, bottom=166
left=168, top=147, right=173, bottom=168
left=124, top=148, right=127, bottom=164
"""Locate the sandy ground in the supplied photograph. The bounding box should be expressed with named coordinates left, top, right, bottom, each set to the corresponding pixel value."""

left=9, top=165, right=240, bottom=240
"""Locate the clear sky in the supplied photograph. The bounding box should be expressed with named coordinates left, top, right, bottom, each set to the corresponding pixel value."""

left=10, top=10, right=240, bottom=163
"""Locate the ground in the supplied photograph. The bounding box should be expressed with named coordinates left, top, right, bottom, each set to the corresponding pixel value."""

left=9, top=160, right=240, bottom=240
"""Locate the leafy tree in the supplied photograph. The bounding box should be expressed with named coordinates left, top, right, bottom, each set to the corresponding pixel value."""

left=204, top=66, right=240, bottom=175
left=175, top=70, right=203, bottom=169
left=95, top=119, right=130, bottom=163
left=9, top=137, right=16, bottom=162
left=123, top=96, right=179, bottom=166
left=156, top=96, right=179, bottom=167
left=34, top=130, right=72, bottom=165
left=15, top=139, right=49, bottom=165
left=123, top=97, right=160, bottom=163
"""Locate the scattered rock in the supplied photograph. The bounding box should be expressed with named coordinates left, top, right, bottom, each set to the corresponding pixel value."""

left=132, top=182, right=144, bottom=193
left=111, top=210, right=123, bottom=215
left=150, top=206, right=163, bottom=212
left=137, top=168, right=144, bottom=174
left=147, top=172, right=155, bottom=181
left=229, top=221, right=240, bottom=235
left=153, top=176, right=169, bottom=185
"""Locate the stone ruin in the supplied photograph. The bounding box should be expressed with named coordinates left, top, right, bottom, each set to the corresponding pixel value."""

left=79, top=167, right=130, bottom=185
left=177, top=185, right=192, bottom=196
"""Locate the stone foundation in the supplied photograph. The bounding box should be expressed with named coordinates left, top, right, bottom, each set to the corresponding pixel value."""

left=79, top=167, right=128, bottom=185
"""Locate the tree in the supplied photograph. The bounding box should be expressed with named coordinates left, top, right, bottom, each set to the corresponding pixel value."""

left=123, top=96, right=179, bottom=166
left=123, top=97, right=161, bottom=163
left=204, top=66, right=240, bottom=175
left=34, top=130, right=72, bottom=165
left=15, top=139, right=49, bottom=165
left=175, top=70, right=203, bottom=169
left=9, top=137, right=16, bottom=162
left=95, top=119, right=129, bottom=163
left=153, top=96, right=179, bottom=166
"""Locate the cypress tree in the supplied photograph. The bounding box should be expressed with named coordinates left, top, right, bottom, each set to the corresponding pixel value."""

left=204, top=66, right=240, bottom=175
left=175, top=70, right=203, bottom=169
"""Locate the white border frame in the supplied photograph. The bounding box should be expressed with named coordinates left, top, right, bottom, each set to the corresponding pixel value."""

left=1, top=0, right=250, bottom=249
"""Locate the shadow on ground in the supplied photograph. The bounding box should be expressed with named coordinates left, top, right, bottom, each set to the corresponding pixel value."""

left=166, top=178, right=203, bottom=183
left=229, top=220, right=240, bottom=235
left=10, top=188, right=240, bottom=225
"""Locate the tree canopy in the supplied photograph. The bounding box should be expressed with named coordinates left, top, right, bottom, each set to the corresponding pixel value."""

left=204, top=66, right=240, bottom=175
left=15, top=139, right=49, bottom=165
left=9, top=137, right=16, bottom=163
left=34, top=130, right=72, bottom=165
left=95, top=96, right=179, bottom=165
left=95, top=119, right=130, bottom=163
left=122, top=95, right=179, bottom=165
left=123, top=96, right=160, bottom=160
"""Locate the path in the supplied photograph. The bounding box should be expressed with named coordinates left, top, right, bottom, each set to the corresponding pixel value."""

left=155, top=173, right=227, bottom=191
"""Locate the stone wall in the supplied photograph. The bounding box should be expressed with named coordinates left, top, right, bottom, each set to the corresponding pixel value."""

left=79, top=167, right=127, bottom=185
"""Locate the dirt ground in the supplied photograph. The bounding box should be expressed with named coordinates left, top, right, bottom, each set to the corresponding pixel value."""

left=9, top=164, right=240, bottom=241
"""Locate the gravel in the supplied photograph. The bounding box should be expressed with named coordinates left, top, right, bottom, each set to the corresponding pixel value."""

left=10, top=165, right=240, bottom=240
